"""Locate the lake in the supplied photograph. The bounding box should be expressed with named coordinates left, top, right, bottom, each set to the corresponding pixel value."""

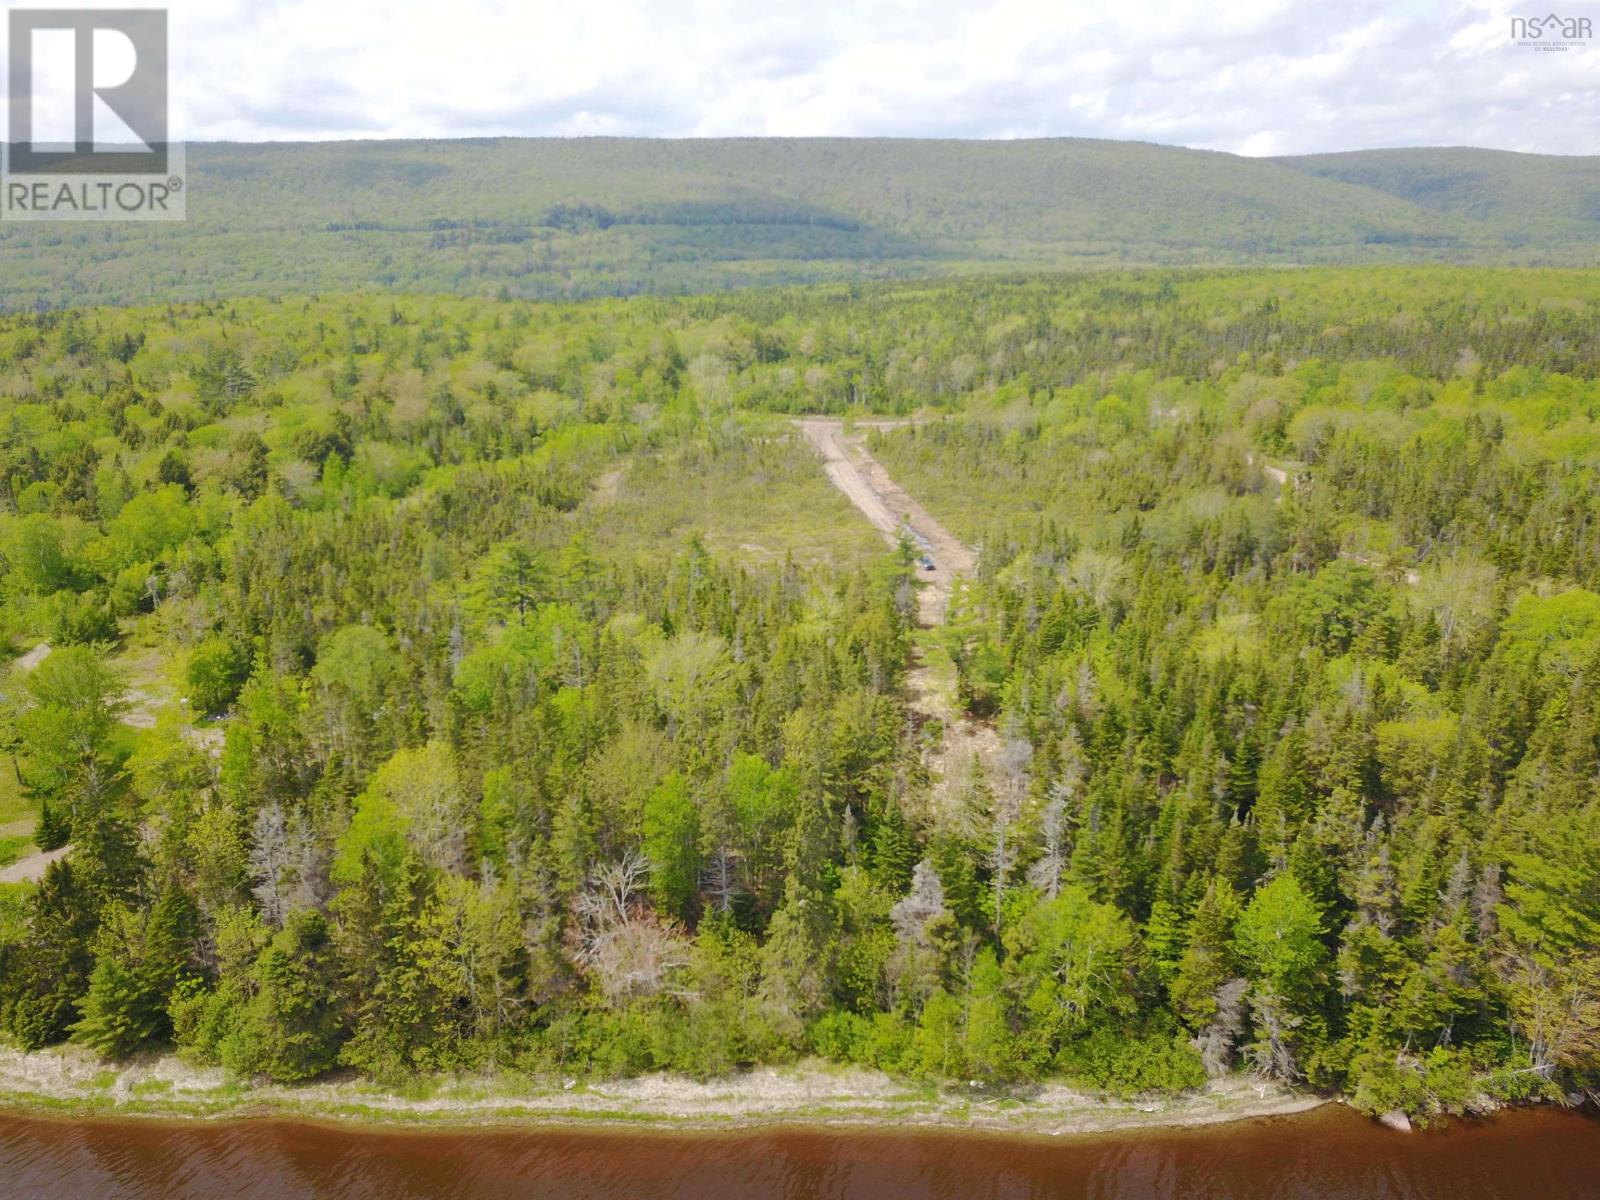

left=1, top=1102, right=1597, bottom=1199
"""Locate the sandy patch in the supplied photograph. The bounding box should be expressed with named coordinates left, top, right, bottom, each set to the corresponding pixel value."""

left=592, top=466, right=626, bottom=504
left=14, top=643, right=51, bottom=673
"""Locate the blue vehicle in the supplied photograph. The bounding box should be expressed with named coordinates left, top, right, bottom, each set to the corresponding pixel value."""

left=919, top=555, right=936, bottom=572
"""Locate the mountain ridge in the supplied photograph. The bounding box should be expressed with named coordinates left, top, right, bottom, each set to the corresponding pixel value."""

left=3, top=137, right=1596, bottom=307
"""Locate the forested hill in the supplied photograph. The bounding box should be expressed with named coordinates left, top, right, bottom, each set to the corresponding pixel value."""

left=3, top=138, right=1599, bottom=309
left=1274, top=147, right=1600, bottom=232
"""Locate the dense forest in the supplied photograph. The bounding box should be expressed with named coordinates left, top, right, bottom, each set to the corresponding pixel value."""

left=1, top=267, right=1597, bottom=1121
left=3, top=140, right=1600, bottom=309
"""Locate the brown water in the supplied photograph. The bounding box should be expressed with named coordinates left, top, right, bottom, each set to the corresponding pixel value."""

left=1, top=1103, right=1597, bottom=1200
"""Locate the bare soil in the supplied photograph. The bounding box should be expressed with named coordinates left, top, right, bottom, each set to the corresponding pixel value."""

left=0, top=845, right=68, bottom=885
left=592, top=466, right=626, bottom=504
left=13, top=643, right=51, bottom=673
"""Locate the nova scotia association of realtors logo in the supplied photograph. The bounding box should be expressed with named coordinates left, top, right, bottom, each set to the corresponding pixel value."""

left=1510, top=11, right=1593, bottom=50
left=3, top=9, right=185, bottom=221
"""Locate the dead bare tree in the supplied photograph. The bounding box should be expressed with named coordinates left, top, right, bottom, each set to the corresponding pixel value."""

left=1194, top=977, right=1249, bottom=1077
left=572, top=851, right=694, bottom=1003
left=287, top=815, right=329, bottom=913
left=250, top=799, right=329, bottom=925
left=703, top=843, right=741, bottom=915
left=1029, top=731, right=1086, bottom=899
left=888, top=859, right=952, bottom=1008
left=1028, top=780, right=1069, bottom=899
left=988, top=736, right=1031, bottom=934
left=1502, top=953, right=1600, bottom=1080
left=1246, top=984, right=1306, bottom=1081
left=250, top=799, right=292, bottom=927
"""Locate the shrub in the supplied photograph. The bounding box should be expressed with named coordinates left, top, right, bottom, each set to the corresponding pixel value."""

left=1056, top=1028, right=1208, bottom=1097
left=186, top=635, right=251, bottom=714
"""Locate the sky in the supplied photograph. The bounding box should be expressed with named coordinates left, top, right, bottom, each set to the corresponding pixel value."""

left=10, top=0, right=1600, bottom=154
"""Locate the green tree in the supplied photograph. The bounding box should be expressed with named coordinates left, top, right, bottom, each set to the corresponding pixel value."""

left=15, top=645, right=126, bottom=838
left=70, top=883, right=198, bottom=1058
left=0, top=860, right=98, bottom=1048
left=643, top=772, right=701, bottom=921
left=5, top=514, right=76, bottom=593
left=237, top=909, right=342, bottom=1081
left=311, top=624, right=402, bottom=772
left=1006, top=885, right=1142, bottom=1060
left=333, top=742, right=472, bottom=885
left=338, top=854, right=470, bottom=1081
left=186, top=634, right=251, bottom=714
left=759, top=876, right=837, bottom=1038
left=229, top=431, right=271, bottom=500
left=1496, top=803, right=1600, bottom=1077
left=963, top=947, right=1018, bottom=1081
left=1234, top=873, right=1327, bottom=1079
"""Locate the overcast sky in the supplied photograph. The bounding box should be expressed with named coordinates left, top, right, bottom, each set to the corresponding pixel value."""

left=17, top=0, right=1600, bottom=154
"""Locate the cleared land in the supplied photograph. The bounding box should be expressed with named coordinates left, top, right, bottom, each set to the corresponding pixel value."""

left=796, top=418, right=1001, bottom=825
left=795, top=419, right=974, bottom=627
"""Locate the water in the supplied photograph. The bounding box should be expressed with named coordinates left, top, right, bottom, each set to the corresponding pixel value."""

left=1, top=1103, right=1597, bottom=1199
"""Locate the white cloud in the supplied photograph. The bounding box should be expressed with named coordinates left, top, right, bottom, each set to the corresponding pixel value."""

left=12, top=0, right=1600, bottom=153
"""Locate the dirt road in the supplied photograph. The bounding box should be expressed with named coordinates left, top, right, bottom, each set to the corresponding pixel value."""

left=796, top=419, right=1000, bottom=826
left=795, top=419, right=974, bottom=627
left=14, top=643, right=50, bottom=672
left=0, top=845, right=68, bottom=885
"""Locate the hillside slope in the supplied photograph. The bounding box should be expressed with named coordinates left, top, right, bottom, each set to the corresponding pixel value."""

left=1274, top=146, right=1600, bottom=244
left=3, top=137, right=1597, bottom=307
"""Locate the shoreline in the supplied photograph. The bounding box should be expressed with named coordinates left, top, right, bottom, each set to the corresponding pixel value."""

left=0, top=1047, right=1330, bottom=1137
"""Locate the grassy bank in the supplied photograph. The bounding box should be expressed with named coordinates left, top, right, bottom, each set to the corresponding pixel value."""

left=0, top=1047, right=1327, bottom=1136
